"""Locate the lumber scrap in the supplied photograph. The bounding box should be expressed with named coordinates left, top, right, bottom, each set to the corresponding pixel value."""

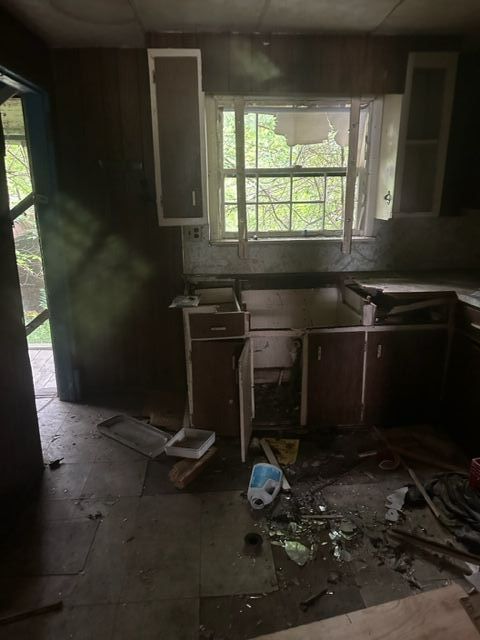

left=252, top=584, right=479, bottom=640
left=259, top=438, right=291, bottom=491
left=389, top=528, right=480, bottom=566
left=168, top=446, right=217, bottom=489
left=0, top=600, right=63, bottom=626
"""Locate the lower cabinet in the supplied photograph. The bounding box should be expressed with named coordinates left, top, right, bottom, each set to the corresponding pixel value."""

left=364, top=328, right=448, bottom=426
left=444, top=330, right=480, bottom=447
left=307, top=331, right=365, bottom=426
left=191, top=338, right=253, bottom=460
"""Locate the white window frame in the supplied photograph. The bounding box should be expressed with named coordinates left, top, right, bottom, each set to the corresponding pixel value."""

left=206, top=95, right=380, bottom=252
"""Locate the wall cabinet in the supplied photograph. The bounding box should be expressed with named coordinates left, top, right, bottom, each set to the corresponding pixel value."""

left=393, top=52, right=457, bottom=217
left=148, top=49, right=207, bottom=226
left=307, top=331, right=365, bottom=427
left=364, top=328, right=448, bottom=426
left=375, top=52, right=458, bottom=220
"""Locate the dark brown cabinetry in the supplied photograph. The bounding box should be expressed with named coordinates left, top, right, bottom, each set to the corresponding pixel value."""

left=445, top=328, right=480, bottom=448
left=364, top=328, right=447, bottom=426
left=191, top=339, right=244, bottom=436
left=307, top=331, right=365, bottom=426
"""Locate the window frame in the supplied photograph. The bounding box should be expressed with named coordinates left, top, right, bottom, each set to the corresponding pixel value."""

left=206, top=95, right=379, bottom=248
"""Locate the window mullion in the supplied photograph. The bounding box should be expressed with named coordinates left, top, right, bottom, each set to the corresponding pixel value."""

left=255, top=113, right=258, bottom=233
left=234, top=98, right=248, bottom=258
left=342, top=98, right=360, bottom=255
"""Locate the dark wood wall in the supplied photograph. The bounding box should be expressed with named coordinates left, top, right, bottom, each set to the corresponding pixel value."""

left=50, top=33, right=473, bottom=399
left=51, top=50, right=185, bottom=398
left=148, top=32, right=459, bottom=95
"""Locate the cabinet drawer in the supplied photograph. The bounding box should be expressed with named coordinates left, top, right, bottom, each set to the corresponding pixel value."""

left=189, top=312, right=246, bottom=339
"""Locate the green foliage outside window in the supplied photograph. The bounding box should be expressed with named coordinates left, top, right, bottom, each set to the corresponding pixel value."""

left=222, top=110, right=348, bottom=235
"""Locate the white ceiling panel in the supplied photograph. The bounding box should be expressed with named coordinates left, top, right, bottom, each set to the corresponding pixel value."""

left=260, top=0, right=400, bottom=33
left=377, top=0, right=480, bottom=34
left=1, top=0, right=145, bottom=47
left=133, top=0, right=266, bottom=33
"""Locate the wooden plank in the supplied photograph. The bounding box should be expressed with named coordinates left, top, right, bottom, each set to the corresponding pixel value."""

left=253, top=584, right=479, bottom=640
left=0, top=600, right=62, bottom=626
left=168, top=446, right=217, bottom=489
left=259, top=438, right=291, bottom=491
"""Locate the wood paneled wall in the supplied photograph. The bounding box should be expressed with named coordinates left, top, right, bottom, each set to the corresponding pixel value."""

left=51, top=49, right=185, bottom=398
left=50, top=33, right=466, bottom=398
left=148, top=32, right=459, bottom=95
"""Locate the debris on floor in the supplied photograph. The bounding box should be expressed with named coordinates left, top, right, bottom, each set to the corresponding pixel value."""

left=264, top=438, right=299, bottom=465
left=385, top=487, right=408, bottom=522
left=0, top=601, right=63, bottom=627
left=168, top=446, right=218, bottom=489
left=97, top=414, right=171, bottom=458
left=299, top=587, right=333, bottom=611
left=48, top=457, right=63, bottom=470
left=248, top=463, right=283, bottom=509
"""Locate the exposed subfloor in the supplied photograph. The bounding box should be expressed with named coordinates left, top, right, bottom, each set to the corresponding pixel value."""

left=0, top=398, right=470, bottom=639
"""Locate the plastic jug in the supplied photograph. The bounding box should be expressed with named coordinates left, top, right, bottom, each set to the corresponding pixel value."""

left=247, top=463, right=283, bottom=510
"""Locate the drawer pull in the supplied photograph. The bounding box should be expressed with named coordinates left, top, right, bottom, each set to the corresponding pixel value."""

left=317, top=346, right=322, bottom=361
left=377, top=344, right=383, bottom=359
left=471, top=323, right=480, bottom=331
left=210, top=326, right=227, bottom=331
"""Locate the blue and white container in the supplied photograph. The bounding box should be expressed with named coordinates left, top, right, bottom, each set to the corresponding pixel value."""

left=247, top=463, right=283, bottom=510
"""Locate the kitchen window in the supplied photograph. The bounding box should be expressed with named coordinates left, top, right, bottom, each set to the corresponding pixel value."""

left=206, top=96, right=378, bottom=252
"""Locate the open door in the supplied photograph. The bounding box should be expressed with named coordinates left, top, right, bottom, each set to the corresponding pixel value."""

left=0, top=99, right=43, bottom=497
left=239, top=338, right=253, bottom=463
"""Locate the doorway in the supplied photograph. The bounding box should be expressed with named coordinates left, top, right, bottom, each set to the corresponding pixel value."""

left=1, top=94, right=56, bottom=397
left=0, top=68, right=76, bottom=403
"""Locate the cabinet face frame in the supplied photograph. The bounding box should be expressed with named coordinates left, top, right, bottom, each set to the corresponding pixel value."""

left=148, top=48, right=208, bottom=226
left=392, top=51, right=458, bottom=218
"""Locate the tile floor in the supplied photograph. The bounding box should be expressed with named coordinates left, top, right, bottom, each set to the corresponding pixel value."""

left=0, top=398, right=464, bottom=639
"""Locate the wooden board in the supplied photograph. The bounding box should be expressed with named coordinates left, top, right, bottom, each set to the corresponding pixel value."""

left=252, top=584, right=479, bottom=640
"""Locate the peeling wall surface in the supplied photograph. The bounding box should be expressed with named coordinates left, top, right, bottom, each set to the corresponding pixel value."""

left=183, top=216, right=480, bottom=275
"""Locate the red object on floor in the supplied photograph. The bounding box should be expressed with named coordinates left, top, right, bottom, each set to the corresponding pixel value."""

left=469, top=457, right=480, bottom=489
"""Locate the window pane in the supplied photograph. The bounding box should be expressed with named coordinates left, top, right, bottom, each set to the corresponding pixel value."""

left=224, top=176, right=237, bottom=203
left=247, top=204, right=257, bottom=232
left=292, top=203, right=324, bottom=231
left=1, top=97, right=33, bottom=207
left=246, top=177, right=257, bottom=203
left=258, top=177, right=290, bottom=203
left=257, top=113, right=291, bottom=168
left=225, top=204, right=238, bottom=232
left=289, top=111, right=349, bottom=169
left=244, top=112, right=257, bottom=169
left=292, top=176, right=325, bottom=203
left=223, top=109, right=236, bottom=169
left=325, top=176, right=345, bottom=230
left=258, top=203, right=290, bottom=231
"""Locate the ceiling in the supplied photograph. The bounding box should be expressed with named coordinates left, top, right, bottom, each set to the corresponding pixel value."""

left=2, top=0, right=480, bottom=47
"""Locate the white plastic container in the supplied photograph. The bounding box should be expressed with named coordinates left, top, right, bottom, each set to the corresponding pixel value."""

left=164, top=427, right=215, bottom=459
left=247, top=463, right=283, bottom=510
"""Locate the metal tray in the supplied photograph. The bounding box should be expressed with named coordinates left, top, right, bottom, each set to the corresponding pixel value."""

left=98, top=414, right=171, bottom=458
left=164, top=427, right=215, bottom=459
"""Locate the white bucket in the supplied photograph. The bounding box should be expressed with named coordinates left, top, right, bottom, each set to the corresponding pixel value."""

left=247, top=463, right=283, bottom=510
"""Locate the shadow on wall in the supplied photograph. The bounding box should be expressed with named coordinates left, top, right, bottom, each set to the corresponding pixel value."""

left=45, top=193, right=152, bottom=346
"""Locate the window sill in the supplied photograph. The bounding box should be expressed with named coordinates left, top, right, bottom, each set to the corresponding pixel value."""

left=209, top=236, right=376, bottom=246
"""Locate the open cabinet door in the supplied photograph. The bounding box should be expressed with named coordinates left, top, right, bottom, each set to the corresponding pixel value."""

left=239, top=338, right=253, bottom=463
